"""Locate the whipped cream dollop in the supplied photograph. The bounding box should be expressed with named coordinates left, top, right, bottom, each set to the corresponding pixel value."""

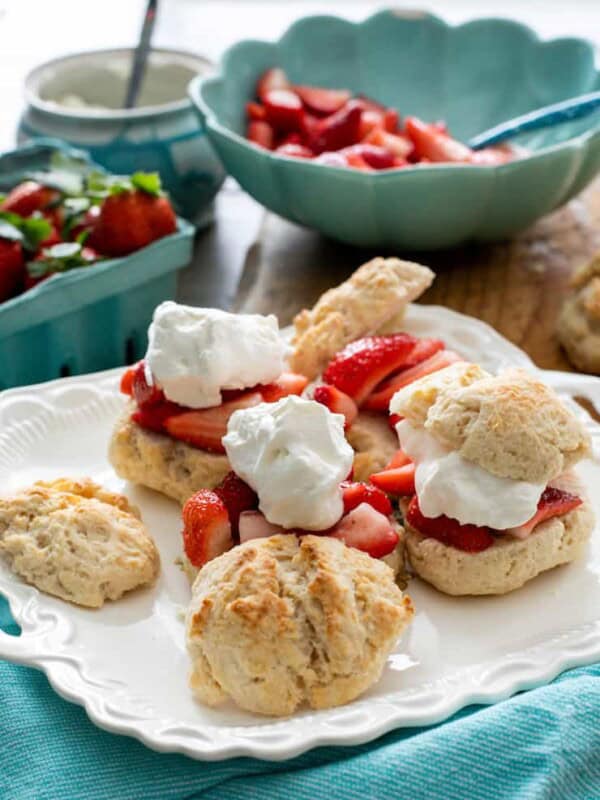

left=145, top=302, right=286, bottom=409
left=396, top=420, right=545, bottom=529
left=223, top=396, right=354, bottom=530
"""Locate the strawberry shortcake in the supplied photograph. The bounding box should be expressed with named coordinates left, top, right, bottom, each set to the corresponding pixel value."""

left=179, top=395, right=406, bottom=581
left=109, top=301, right=308, bottom=505
left=374, top=363, right=594, bottom=595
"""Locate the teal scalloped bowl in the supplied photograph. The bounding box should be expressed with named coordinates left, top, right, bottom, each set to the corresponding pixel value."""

left=189, top=10, right=600, bottom=250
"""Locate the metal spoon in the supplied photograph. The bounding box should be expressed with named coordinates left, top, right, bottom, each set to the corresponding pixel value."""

left=468, top=90, right=600, bottom=150
left=124, top=0, right=158, bottom=109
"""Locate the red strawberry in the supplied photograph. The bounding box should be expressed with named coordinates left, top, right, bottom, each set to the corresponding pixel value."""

left=343, top=151, right=373, bottom=171
left=370, top=463, right=416, bottom=496
left=260, top=372, right=309, bottom=402
left=69, top=204, right=100, bottom=242
left=341, top=144, right=395, bottom=170
left=295, top=85, right=351, bottom=116
left=275, top=143, right=314, bottom=159
left=341, top=481, right=392, bottom=516
left=383, top=108, right=400, bottom=133
left=39, top=223, right=62, bottom=248
left=132, top=401, right=183, bottom=433
left=120, top=364, right=138, bottom=395
left=214, top=472, right=258, bottom=536
left=0, top=239, right=24, bottom=302
left=358, top=110, right=385, bottom=139
left=247, top=120, right=275, bottom=149
left=309, top=100, right=363, bottom=154
left=131, top=361, right=164, bottom=408
left=257, top=67, right=290, bottom=101
left=323, top=333, right=419, bottom=405
left=363, top=347, right=460, bottom=412
left=182, top=490, right=233, bottom=568
left=330, top=502, right=399, bottom=558
left=404, top=116, right=472, bottom=163
left=263, top=89, right=304, bottom=132
left=238, top=510, right=284, bottom=543
left=388, top=413, right=402, bottom=430
left=1, top=181, right=59, bottom=217
left=246, top=101, right=267, bottom=121
left=313, top=384, right=358, bottom=429
left=88, top=190, right=176, bottom=256
left=164, top=392, right=262, bottom=453
left=363, top=128, right=413, bottom=159
left=406, top=495, right=494, bottom=553
left=507, top=487, right=582, bottom=539
left=385, top=449, right=412, bottom=469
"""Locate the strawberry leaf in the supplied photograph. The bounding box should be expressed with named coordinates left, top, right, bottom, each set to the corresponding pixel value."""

left=130, top=172, right=162, bottom=196
left=0, top=211, right=51, bottom=250
left=0, top=218, right=23, bottom=242
left=27, top=242, right=100, bottom=278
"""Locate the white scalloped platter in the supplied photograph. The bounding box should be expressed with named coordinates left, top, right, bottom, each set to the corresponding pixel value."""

left=1, top=304, right=600, bottom=762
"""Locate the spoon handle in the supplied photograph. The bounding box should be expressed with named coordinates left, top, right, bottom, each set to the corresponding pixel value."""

left=468, top=90, right=600, bottom=150
left=124, top=0, right=158, bottom=109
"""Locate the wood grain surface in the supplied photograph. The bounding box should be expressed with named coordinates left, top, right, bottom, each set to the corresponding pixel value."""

left=233, top=179, right=600, bottom=372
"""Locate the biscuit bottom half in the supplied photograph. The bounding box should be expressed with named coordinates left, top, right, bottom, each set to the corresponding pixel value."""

left=108, top=406, right=231, bottom=506
left=403, top=482, right=594, bottom=596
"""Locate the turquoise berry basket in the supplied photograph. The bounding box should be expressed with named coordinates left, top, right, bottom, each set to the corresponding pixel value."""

left=0, top=139, right=195, bottom=390
left=189, top=10, right=600, bottom=250
left=19, top=48, right=226, bottom=226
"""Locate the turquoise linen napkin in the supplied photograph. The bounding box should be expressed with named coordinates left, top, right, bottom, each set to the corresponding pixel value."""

left=1, top=595, right=599, bottom=800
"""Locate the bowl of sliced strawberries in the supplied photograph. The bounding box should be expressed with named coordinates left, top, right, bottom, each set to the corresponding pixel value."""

left=189, top=10, right=600, bottom=249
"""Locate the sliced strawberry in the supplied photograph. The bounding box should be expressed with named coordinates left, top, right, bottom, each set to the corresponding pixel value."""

left=132, top=401, right=184, bottom=433
left=260, top=372, right=309, bottom=402
left=363, top=348, right=461, bottom=412
left=330, top=502, right=399, bottom=558
left=214, top=471, right=258, bottom=537
left=309, top=100, right=363, bottom=154
left=470, top=147, right=512, bottom=166
left=392, top=157, right=408, bottom=169
left=238, top=510, right=285, bottom=543
left=343, top=151, right=373, bottom=171
left=313, top=384, right=358, bottom=429
left=507, top=487, right=582, bottom=539
left=263, top=89, right=304, bottom=133
left=358, top=110, right=385, bottom=139
left=131, top=361, right=164, bottom=408
left=322, top=333, right=419, bottom=405
left=370, top=463, right=415, bottom=496
left=164, top=392, right=262, bottom=453
left=247, top=120, right=275, bottom=149
left=385, top=449, right=412, bottom=469
left=406, top=495, right=494, bottom=553
left=275, top=143, right=314, bottom=159
left=363, top=128, right=413, bottom=159
left=388, top=413, right=403, bottom=430
left=257, top=67, right=291, bottom=101
left=314, top=152, right=348, bottom=168
left=341, top=481, right=392, bottom=516
left=383, top=108, right=400, bottom=133
left=120, top=364, right=138, bottom=396
left=295, top=85, right=351, bottom=116
left=182, top=490, right=233, bottom=568
left=246, top=101, right=267, bottom=121
left=1, top=181, right=59, bottom=217
left=340, top=144, right=395, bottom=170
left=404, top=116, right=472, bottom=163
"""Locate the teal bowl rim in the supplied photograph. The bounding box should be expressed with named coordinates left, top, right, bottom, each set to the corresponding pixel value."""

left=0, top=138, right=195, bottom=322
left=189, top=9, right=600, bottom=179
left=26, top=47, right=213, bottom=123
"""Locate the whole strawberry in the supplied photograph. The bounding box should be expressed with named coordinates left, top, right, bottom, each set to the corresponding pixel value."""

left=1, top=180, right=59, bottom=217
left=88, top=173, right=177, bottom=256
left=0, top=238, right=25, bottom=301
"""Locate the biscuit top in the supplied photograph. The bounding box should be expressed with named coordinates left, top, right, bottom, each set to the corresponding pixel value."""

left=570, top=252, right=600, bottom=290
left=391, top=365, right=590, bottom=484
left=290, top=257, right=434, bottom=379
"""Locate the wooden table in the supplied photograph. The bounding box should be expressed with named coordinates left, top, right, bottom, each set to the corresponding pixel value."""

left=182, top=177, right=600, bottom=373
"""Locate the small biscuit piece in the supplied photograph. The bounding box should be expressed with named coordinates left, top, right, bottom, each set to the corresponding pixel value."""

left=290, top=257, right=434, bottom=379
left=347, top=411, right=399, bottom=482
left=0, top=482, right=159, bottom=608
left=34, top=477, right=142, bottom=519
left=404, top=486, right=594, bottom=596
left=394, top=366, right=590, bottom=484
left=109, top=405, right=230, bottom=505
left=557, top=254, right=600, bottom=374
left=186, top=534, right=413, bottom=716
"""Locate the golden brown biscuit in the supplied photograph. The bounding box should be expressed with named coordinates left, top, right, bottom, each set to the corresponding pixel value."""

left=393, top=366, right=590, bottom=484
left=557, top=254, right=600, bottom=374
left=290, top=257, right=434, bottom=379
left=0, top=481, right=159, bottom=608
left=109, top=406, right=230, bottom=505
left=186, top=534, right=413, bottom=716
left=346, top=411, right=399, bottom=482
